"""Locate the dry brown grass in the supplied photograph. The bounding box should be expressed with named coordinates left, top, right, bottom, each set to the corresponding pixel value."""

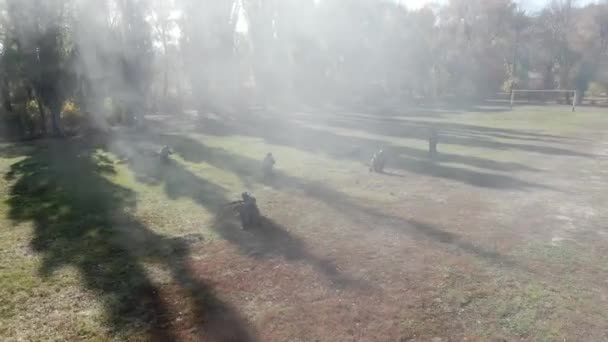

left=2, top=106, right=608, bottom=341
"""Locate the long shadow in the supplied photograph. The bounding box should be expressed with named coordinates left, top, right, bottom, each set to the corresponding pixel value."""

left=316, top=115, right=592, bottom=157
left=161, top=131, right=550, bottom=191
left=296, top=103, right=509, bottom=121
left=197, top=112, right=590, bottom=161
left=111, top=132, right=360, bottom=289
left=214, top=214, right=367, bottom=289
left=108, top=132, right=233, bottom=207
left=135, top=229, right=259, bottom=342
left=293, top=110, right=573, bottom=142
left=200, top=116, right=539, bottom=169
left=391, top=155, right=552, bottom=190
left=387, top=144, right=540, bottom=173
left=287, top=179, right=525, bottom=271
left=3, top=139, right=257, bottom=341
left=153, top=134, right=525, bottom=269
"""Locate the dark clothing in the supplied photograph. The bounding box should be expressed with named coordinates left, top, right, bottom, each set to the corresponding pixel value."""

left=238, top=194, right=261, bottom=229
left=160, top=146, right=172, bottom=163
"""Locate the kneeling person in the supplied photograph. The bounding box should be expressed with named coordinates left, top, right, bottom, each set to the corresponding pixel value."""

left=160, top=145, right=173, bottom=163
left=238, top=192, right=261, bottom=230
left=262, top=152, right=276, bottom=178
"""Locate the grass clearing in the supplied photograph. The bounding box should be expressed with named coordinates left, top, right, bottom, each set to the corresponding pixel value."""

left=1, top=105, right=608, bottom=341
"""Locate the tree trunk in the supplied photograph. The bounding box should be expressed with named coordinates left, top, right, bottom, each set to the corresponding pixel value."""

left=176, top=70, right=184, bottom=111
left=160, top=26, right=169, bottom=110
left=162, top=40, right=169, bottom=104
left=1, top=80, right=25, bottom=138
left=50, top=105, right=62, bottom=136
left=48, top=96, right=63, bottom=136
left=543, top=64, right=554, bottom=89
left=1, top=79, right=13, bottom=113
left=36, top=98, right=47, bottom=135
left=163, top=64, right=169, bottom=103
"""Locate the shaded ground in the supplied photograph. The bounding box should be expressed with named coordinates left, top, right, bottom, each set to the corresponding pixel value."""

left=2, top=105, right=608, bottom=341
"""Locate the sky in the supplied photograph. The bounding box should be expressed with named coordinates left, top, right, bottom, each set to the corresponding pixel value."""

left=402, top=0, right=602, bottom=11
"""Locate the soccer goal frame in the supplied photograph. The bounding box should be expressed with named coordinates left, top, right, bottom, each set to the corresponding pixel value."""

left=510, top=89, right=578, bottom=112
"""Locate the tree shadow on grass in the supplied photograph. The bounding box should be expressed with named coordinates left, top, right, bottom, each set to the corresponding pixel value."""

left=386, top=146, right=541, bottom=174
left=160, top=133, right=551, bottom=192
left=194, top=113, right=591, bottom=165
left=291, top=109, right=576, bottom=143
left=3, top=139, right=257, bottom=341
left=291, top=180, right=526, bottom=271
left=108, top=133, right=232, bottom=207
left=315, top=115, right=592, bottom=157
left=150, top=134, right=526, bottom=271
left=214, top=214, right=369, bottom=289
left=110, top=132, right=362, bottom=290
left=191, top=116, right=549, bottom=175
left=391, top=155, right=553, bottom=190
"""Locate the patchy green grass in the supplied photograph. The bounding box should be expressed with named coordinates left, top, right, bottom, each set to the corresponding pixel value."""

left=1, top=105, right=608, bottom=341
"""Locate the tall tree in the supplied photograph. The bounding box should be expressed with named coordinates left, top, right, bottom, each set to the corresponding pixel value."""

left=150, top=0, right=178, bottom=105
left=179, top=0, right=239, bottom=114
left=535, top=0, right=578, bottom=101
left=4, top=0, right=75, bottom=135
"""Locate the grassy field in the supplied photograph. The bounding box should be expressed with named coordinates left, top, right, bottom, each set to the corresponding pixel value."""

left=1, top=105, right=608, bottom=341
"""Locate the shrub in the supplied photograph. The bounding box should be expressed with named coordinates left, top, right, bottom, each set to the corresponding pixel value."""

left=61, top=100, right=83, bottom=133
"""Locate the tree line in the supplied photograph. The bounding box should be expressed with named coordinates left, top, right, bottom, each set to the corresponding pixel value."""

left=0, top=0, right=607, bottom=138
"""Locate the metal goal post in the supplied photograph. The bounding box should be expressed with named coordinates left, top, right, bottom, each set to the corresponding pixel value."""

left=510, top=89, right=577, bottom=112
